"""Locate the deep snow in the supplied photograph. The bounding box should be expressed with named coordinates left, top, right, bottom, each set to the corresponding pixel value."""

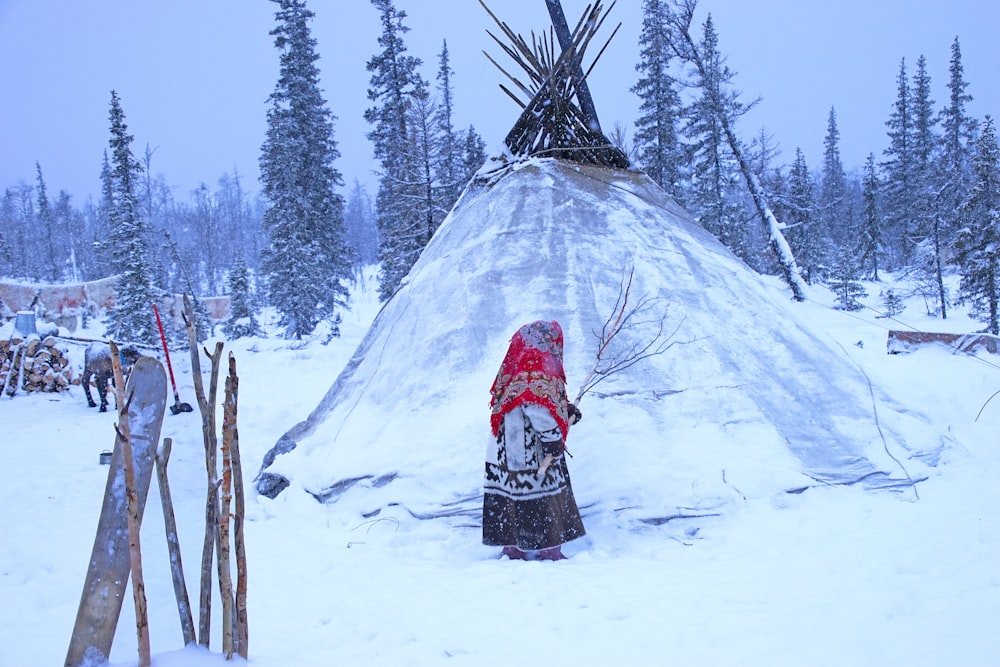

left=1, top=266, right=999, bottom=666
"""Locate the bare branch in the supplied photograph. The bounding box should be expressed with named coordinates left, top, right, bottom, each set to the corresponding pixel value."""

left=574, top=265, right=678, bottom=403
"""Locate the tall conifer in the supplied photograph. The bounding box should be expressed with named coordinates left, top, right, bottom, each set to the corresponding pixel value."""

left=632, top=0, right=684, bottom=201
left=365, top=0, right=426, bottom=301
left=259, top=0, right=351, bottom=339
left=955, top=116, right=1000, bottom=334
left=104, top=90, right=159, bottom=345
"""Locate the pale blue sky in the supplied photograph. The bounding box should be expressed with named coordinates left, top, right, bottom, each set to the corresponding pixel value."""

left=1, top=0, right=997, bottom=204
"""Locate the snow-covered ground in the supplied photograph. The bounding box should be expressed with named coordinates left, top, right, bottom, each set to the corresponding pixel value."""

left=1, top=270, right=998, bottom=666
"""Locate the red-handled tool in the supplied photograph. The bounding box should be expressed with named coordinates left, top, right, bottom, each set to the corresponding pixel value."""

left=153, top=304, right=193, bottom=414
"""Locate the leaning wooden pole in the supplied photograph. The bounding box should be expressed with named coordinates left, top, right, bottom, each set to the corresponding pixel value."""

left=110, top=341, right=151, bottom=667
left=219, top=365, right=237, bottom=659
left=228, top=353, right=249, bottom=659
left=155, top=437, right=196, bottom=646
left=183, top=294, right=224, bottom=647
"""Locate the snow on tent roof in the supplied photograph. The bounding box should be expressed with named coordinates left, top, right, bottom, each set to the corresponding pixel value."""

left=255, top=158, right=943, bottom=527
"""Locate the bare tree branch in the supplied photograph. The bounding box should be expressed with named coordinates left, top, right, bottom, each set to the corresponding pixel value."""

left=574, top=265, right=679, bottom=404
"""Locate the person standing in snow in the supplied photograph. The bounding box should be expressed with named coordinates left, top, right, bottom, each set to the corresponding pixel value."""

left=483, top=320, right=586, bottom=560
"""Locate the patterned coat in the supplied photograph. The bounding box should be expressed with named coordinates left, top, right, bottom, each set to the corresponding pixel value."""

left=482, top=403, right=585, bottom=550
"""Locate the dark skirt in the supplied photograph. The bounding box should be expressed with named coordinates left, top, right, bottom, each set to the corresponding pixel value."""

left=482, top=456, right=586, bottom=550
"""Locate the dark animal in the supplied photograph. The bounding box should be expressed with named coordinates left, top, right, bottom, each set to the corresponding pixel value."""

left=83, top=342, right=142, bottom=412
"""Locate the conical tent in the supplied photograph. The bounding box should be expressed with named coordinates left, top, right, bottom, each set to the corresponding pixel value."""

left=255, top=158, right=942, bottom=526
left=255, top=0, right=941, bottom=526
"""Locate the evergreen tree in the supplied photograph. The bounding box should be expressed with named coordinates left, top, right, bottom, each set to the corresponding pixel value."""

left=785, top=148, right=824, bottom=283
left=343, top=179, right=379, bottom=268
left=937, top=37, right=978, bottom=270
left=104, top=90, right=159, bottom=346
left=365, top=0, right=427, bottom=301
left=223, top=257, right=263, bottom=339
left=0, top=193, right=13, bottom=276
left=954, top=116, right=1000, bottom=334
left=939, top=38, right=978, bottom=190
left=35, top=163, right=60, bottom=281
left=259, top=0, right=352, bottom=339
left=819, top=107, right=848, bottom=251
left=632, top=0, right=685, bottom=201
left=658, top=1, right=806, bottom=300
left=461, top=124, right=487, bottom=182
left=682, top=15, right=747, bottom=259
left=859, top=153, right=883, bottom=280
left=880, top=58, right=913, bottom=267
left=434, top=40, right=464, bottom=209
left=880, top=288, right=904, bottom=317
left=407, top=80, right=444, bottom=251
left=908, top=54, right=948, bottom=318
left=827, top=245, right=868, bottom=311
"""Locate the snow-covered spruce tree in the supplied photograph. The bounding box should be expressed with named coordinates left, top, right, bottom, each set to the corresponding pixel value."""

left=680, top=15, right=748, bottom=260
left=343, top=179, right=379, bottom=270
left=365, top=0, right=426, bottom=301
left=223, top=257, right=263, bottom=339
left=259, top=0, right=351, bottom=339
left=35, top=163, right=60, bottom=282
left=936, top=38, right=978, bottom=281
left=784, top=148, right=824, bottom=284
left=819, top=107, right=848, bottom=256
left=827, top=245, right=868, bottom=312
left=859, top=153, right=883, bottom=280
left=461, top=125, right=487, bottom=182
left=954, top=116, right=1000, bottom=334
left=659, top=0, right=806, bottom=300
left=939, top=38, right=978, bottom=201
left=908, top=55, right=952, bottom=320
left=104, top=90, right=160, bottom=346
left=880, top=288, right=904, bottom=317
left=434, top=40, right=465, bottom=211
left=880, top=58, right=915, bottom=268
left=632, top=0, right=685, bottom=203
left=407, top=80, right=445, bottom=257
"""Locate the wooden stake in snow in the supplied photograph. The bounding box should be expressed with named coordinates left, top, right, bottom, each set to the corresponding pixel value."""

left=110, top=340, right=151, bottom=667
left=155, top=437, right=196, bottom=646
left=183, top=293, right=224, bottom=647
left=228, top=352, right=250, bottom=659
left=219, top=359, right=237, bottom=659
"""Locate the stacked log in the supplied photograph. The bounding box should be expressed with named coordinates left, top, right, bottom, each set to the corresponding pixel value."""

left=0, top=335, right=75, bottom=396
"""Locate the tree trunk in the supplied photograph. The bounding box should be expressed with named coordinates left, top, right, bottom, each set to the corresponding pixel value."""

left=722, top=123, right=807, bottom=301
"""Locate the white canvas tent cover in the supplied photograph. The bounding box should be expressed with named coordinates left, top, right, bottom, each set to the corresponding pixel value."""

left=255, top=158, right=943, bottom=526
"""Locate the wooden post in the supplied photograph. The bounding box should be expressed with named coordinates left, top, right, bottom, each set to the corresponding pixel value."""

left=219, top=364, right=237, bottom=658
left=183, top=294, right=224, bottom=647
left=155, top=437, right=196, bottom=646
left=110, top=341, right=151, bottom=667
left=228, top=353, right=249, bottom=659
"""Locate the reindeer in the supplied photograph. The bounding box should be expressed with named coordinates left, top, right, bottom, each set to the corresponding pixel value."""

left=82, top=342, right=142, bottom=412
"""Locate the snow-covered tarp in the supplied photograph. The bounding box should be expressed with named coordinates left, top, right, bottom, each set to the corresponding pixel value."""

left=257, top=158, right=943, bottom=526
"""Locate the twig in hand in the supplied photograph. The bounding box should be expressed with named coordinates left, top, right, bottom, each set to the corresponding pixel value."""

left=574, top=265, right=679, bottom=404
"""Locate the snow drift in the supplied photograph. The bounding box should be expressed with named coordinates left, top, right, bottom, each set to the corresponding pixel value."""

left=256, top=158, right=944, bottom=526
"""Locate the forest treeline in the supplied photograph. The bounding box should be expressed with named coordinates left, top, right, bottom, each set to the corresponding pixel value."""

left=1, top=0, right=997, bottom=340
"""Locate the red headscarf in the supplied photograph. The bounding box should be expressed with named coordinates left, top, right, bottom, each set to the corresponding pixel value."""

left=490, top=320, right=570, bottom=439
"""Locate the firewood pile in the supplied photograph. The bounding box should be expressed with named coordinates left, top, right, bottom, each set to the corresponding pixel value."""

left=1, top=334, right=76, bottom=396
